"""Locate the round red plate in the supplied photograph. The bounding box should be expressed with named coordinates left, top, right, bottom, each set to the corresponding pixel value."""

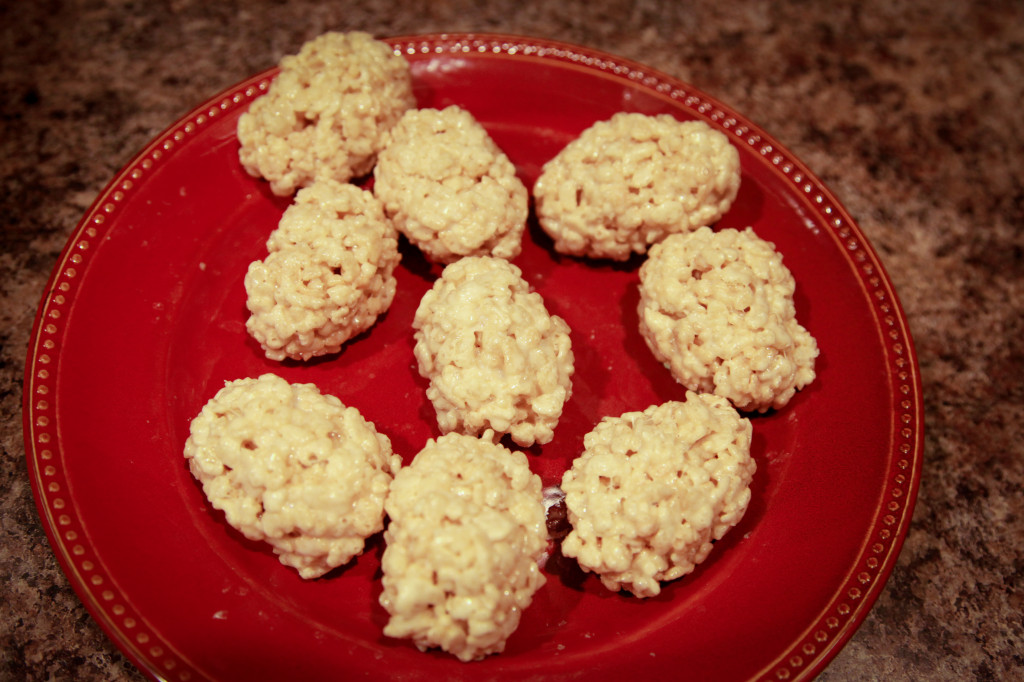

left=23, top=33, right=923, bottom=681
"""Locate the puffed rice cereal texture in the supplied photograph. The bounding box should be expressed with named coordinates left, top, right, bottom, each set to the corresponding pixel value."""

left=373, top=105, right=529, bottom=264
left=533, top=112, right=741, bottom=260
left=412, top=256, right=574, bottom=447
left=379, top=432, right=547, bottom=661
left=638, top=226, right=819, bottom=412
left=560, top=393, right=755, bottom=598
left=183, top=373, right=402, bottom=579
left=244, top=178, right=401, bottom=361
left=237, top=31, right=416, bottom=196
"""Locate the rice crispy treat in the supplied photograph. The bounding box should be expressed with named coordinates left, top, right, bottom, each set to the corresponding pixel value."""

left=533, top=112, right=741, bottom=260
left=373, top=106, right=528, bottom=264
left=412, top=256, right=574, bottom=447
left=183, top=373, right=402, bottom=579
left=379, top=432, right=547, bottom=661
left=560, top=393, right=755, bottom=598
left=244, top=179, right=401, bottom=362
left=237, top=31, right=416, bottom=196
left=638, top=226, right=818, bottom=412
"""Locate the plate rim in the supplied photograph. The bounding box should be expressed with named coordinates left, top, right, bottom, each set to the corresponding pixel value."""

left=22, top=31, right=924, bottom=682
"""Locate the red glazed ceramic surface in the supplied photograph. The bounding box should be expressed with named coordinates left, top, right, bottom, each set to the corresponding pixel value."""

left=24, top=33, right=923, bottom=682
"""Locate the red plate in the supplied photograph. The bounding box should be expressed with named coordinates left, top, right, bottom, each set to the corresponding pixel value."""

left=23, top=33, right=922, bottom=681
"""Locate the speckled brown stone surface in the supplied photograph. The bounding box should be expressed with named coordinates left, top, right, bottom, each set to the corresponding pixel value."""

left=2, top=1, right=1022, bottom=680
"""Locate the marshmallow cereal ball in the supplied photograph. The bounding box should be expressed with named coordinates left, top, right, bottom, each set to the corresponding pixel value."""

left=373, top=106, right=529, bottom=264
left=183, top=373, right=402, bottom=579
left=560, top=393, right=755, bottom=598
left=533, top=112, right=741, bottom=260
left=237, top=31, right=415, bottom=196
left=244, top=179, right=401, bottom=362
left=412, top=256, right=574, bottom=447
left=379, top=432, right=547, bottom=661
left=638, top=226, right=819, bottom=412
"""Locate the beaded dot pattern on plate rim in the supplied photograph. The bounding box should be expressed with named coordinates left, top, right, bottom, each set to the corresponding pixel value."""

left=24, top=34, right=922, bottom=682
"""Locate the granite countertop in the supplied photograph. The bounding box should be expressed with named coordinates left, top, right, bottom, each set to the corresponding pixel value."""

left=2, top=1, right=1021, bottom=680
